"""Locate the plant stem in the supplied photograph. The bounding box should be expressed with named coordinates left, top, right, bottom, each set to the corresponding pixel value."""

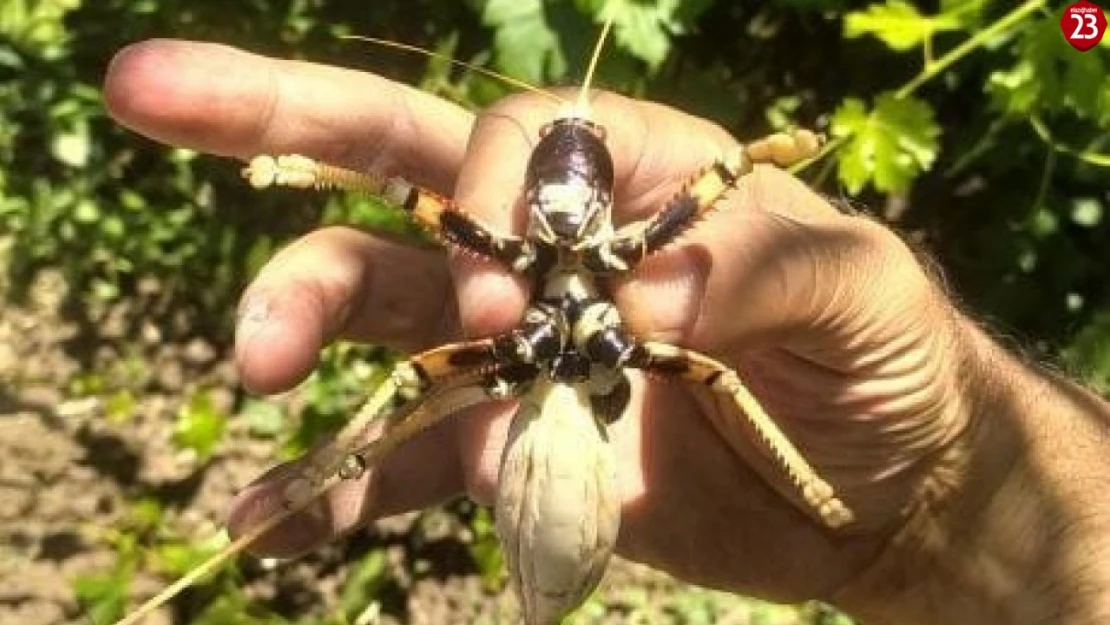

left=796, top=0, right=1049, bottom=177
left=1030, top=116, right=1110, bottom=167
left=895, top=0, right=1048, bottom=99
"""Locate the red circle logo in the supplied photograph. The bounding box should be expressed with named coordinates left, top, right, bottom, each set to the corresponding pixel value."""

left=1061, top=1, right=1107, bottom=52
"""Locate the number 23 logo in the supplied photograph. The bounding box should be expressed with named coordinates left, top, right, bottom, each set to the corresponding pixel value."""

left=1071, top=12, right=1102, bottom=39
left=1061, top=1, right=1107, bottom=52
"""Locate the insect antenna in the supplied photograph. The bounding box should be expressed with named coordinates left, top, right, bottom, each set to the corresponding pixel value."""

left=572, top=15, right=614, bottom=118
left=341, top=35, right=568, bottom=105
left=111, top=498, right=324, bottom=625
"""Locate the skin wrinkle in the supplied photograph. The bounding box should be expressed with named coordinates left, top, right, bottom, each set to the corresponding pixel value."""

left=253, top=57, right=282, bottom=160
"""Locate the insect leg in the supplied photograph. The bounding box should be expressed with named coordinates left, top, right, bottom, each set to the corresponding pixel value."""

left=242, top=155, right=542, bottom=273
left=626, top=340, right=853, bottom=529
left=569, top=303, right=851, bottom=528
left=111, top=373, right=525, bottom=625
left=582, top=129, right=822, bottom=273
left=285, top=331, right=553, bottom=508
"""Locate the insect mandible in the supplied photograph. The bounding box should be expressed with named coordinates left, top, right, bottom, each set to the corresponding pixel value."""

left=113, top=16, right=853, bottom=625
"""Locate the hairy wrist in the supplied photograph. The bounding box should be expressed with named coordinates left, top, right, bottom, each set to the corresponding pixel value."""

left=834, top=319, right=1110, bottom=625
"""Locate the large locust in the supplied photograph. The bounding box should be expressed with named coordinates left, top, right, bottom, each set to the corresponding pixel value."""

left=113, top=17, right=853, bottom=625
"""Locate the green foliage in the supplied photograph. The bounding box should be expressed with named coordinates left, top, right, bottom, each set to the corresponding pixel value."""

left=283, top=343, right=394, bottom=458
left=336, top=551, right=390, bottom=620
left=988, top=15, right=1108, bottom=122
left=173, top=389, right=227, bottom=461
left=74, top=556, right=134, bottom=625
left=844, top=0, right=961, bottom=51
left=832, top=93, right=941, bottom=193
left=466, top=507, right=507, bottom=591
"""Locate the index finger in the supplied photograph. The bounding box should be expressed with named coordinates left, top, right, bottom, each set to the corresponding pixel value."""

left=104, top=39, right=474, bottom=193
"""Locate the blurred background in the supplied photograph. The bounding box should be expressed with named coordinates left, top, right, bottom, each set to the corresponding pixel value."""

left=1, top=0, right=1106, bottom=624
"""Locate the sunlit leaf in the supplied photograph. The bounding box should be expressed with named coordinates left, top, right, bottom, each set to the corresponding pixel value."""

left=73, top=564, right=132, bottom=625
left=173, top=390, right=226, bottom=460
left=0, top=0, right=81, bottom=55
left=338, top=551, right=389, bottom=618
left=241, top=398, right=285, bottom=438
left=1070, top=197, right=1103, bottom=227
left=597, top=0, right=706, bottom=70
left=481, top=0, right=565, bottom=84
left=940, top=0, right=988, bottom=28
left=844, top=1, right=962, bottom=51
left=153, top=531, right=230, bottom=577
left=105, top=389, right=136, bottom=423
left=1064, top=310, right=1110, bottom=393
left=467, top=507, right=506, bottom=590
left=988, top=16, right=1109, bottom=122
left=50, top=128, right=90, bottom=167
left=832, top=93, right=940, bottom=193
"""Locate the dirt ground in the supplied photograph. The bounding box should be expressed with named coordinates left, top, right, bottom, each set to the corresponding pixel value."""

left=0, top=269, right=834, bottom=625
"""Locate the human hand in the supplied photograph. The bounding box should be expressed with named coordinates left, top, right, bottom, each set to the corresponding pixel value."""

left=105, top=39, right=989, bottom=613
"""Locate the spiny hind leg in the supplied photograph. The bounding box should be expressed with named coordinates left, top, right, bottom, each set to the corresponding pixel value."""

left=626, top=340, right=853, bottom=529
left=243, top=155, right=540, bottom=273
left=285, top=336, right=525, bottom=508
left=583, top=128, right=822, bottom=273
left=110, top=372, right=529, bottom=625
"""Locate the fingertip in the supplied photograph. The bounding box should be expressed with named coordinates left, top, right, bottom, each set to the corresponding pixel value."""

left=104, top=39, right=179, bottom=121
left=104, top=39, right=255, bottom=150
left=235, top=291, right=325, bottom=394
left=227, top=478, right=333, bottom=558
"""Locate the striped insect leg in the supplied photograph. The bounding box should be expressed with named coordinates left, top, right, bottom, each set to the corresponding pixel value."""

left=242, top=155, right=542, bottom=273
left=582, top=128, right=823, bottom=273
left=626, top=341, right=854, bottom=529
left=284, top=337, right=513, bottom=508
left=110, top=375, right=522, bottom=625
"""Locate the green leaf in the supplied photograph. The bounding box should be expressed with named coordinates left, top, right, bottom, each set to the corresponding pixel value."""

left=241, top=398, right=285, bottom=438
left=153, top=531, right=230, bottom=577
left=73, top=564, right=132, bottom=625
left=940, top=0, right=988, bottom=28
left=105, top=389, right=136, bottom=423
left=844, top=1, right=962, bottom=52
left=0, top=0, right=82, bottom=55
left=338, top=551, right=389, bottom=618
left=1063, top=310, right=1110, bottom=393
left=467, top=507, right=506, bottom=590
left=172, top=390, right=226, bottom=460
left=832, top=93, right=941, bottom=193
left=481, top=0, right=565, bottom=84
left=988, top=16, right=1109, bottom=122
left=50, top=127, right=90, bottom=167
left=598, top=0, right=703, bottom=70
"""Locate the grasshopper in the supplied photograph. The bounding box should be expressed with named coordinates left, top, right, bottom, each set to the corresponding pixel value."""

left=113, top=16, right=853, bottom=625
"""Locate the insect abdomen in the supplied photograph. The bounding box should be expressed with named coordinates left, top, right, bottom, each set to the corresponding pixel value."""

left=495, top=379, right=620, bottom=625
